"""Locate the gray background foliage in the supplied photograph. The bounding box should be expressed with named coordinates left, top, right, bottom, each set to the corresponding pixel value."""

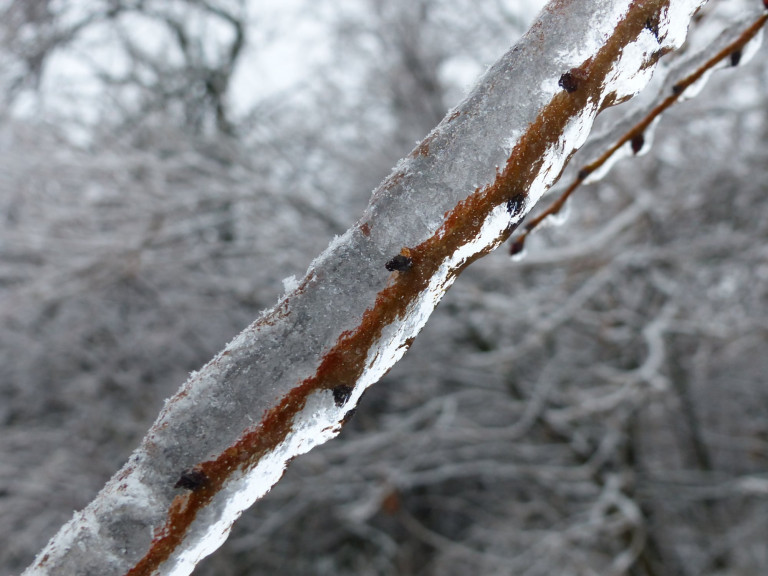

left=1, top=0, right=767, bottom=574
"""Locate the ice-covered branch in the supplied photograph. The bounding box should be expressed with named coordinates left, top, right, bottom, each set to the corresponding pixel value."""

left=24, top=1, right=708, bottom=575
left=509, top=10, right=768, bottom=254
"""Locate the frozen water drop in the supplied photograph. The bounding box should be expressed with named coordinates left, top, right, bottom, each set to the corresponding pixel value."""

left=510, top=246, right=528, bottom=263
left=735, top=28, right=764, bottom=67
left=673, top=68, right=714, bottom=102
left=626, top=117, right=660, bottom=157
left=503, top=133, right=522, bottom=155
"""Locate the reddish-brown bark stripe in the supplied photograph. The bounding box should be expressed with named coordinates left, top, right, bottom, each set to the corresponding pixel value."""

left=125, top=3, right=672, bottom=574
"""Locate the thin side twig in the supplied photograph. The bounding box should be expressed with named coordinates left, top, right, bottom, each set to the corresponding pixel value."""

left=509, top=12, right=768, bottom=256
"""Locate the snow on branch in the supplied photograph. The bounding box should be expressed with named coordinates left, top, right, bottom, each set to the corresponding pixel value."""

left=24, top=1, right=708, bottom=575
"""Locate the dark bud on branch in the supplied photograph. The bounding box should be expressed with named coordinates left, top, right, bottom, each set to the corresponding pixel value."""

left=332, top=384, right=355, bottom=407
left=730, top=50, right=742, bottom=67
left=509, top=237, right=526, bottom=256
left=577, top=167, right=592, bottom=180
left=671, top=83, right=684, bottom=95
left=385, top=254, right=413, bottom=272
left=558, top=72, right=578, bottom=93
left=630, top=133, right=645, bottom=155
left=174, top=468, right=209, bottom=491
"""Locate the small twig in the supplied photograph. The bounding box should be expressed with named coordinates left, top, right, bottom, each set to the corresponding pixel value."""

left=510, top=12, right=768, bottom=256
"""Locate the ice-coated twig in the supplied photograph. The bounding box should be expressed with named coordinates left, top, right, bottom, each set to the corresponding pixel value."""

left=509, top=11, right=768, bottom=256
left=24, top=2, right=711, bottom=575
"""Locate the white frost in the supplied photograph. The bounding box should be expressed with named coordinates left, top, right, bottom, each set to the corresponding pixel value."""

left=503, top=132, right=523, bottom=156
left=308, top=228, right=355, bottom=272
left=24, top=508, right=101, bottom=576
left=281, top=274, right=299, bottom=294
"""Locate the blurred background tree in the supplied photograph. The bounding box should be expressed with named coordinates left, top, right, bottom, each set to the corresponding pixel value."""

left=1, top=0, right=767, bottom=574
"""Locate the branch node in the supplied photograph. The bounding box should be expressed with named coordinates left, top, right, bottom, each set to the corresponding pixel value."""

left=577, top=167, right=593, bottom=180
left=174, top=468, right=209, bottom=491
left=385, top=254, right=413, bottom=272
left=559, top=68, right=589, bottom=93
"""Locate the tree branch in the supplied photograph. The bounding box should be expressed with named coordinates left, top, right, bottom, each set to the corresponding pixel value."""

left=24, top=1, right=708, bottom=574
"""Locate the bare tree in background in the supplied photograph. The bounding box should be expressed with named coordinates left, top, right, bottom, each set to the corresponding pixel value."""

left=1, top=0, right=768, bottom=575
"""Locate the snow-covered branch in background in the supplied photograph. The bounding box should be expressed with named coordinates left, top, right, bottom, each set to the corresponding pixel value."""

left=24, top=1, right=707, bottom=575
